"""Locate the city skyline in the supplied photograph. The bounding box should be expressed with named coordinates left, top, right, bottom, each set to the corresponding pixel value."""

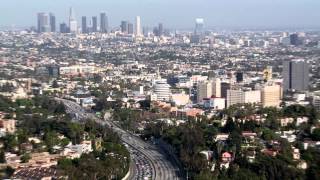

left=0, top=0, right=320, bottom=30
left=1, top=1, right=320, bottom=179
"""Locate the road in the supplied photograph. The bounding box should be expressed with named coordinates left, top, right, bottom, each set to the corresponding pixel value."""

left=56, top=98, right=183, bottom=180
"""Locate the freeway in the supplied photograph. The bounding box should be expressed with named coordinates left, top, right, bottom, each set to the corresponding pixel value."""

left=56, top=98, right=183, bottom=180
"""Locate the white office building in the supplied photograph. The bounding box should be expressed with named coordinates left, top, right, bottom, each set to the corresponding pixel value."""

left=152, top=79, right=171, bottom=101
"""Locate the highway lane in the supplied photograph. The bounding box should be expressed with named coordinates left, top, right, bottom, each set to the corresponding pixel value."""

left=56, top=98, right=183, bottom=180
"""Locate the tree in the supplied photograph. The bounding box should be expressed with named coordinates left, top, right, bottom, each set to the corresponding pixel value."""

left=261, top=128, right=277, bottom=141
left=223, top=118, right=237, bottom=133
left=52, top=80, right=59, bottom=88
left=0, top=150, right=5, bottom=163
left=4, top=134, right=18, bottom=152
left=54, top=103, right=66, bottom=114
left=311, top=128, right=320, bottom=141
left=306, top=164, right=320, bottom=180
left=195, top=170, right=216, bottom=180
left=20, top=153, right=31, bottom=163
left=44, top=131, right=59, bottom=152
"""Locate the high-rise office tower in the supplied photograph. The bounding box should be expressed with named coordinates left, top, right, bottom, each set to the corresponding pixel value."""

left=221, top=82, right=231, bottom=98
left=211, top=78, right=221, bottom=98
left=69, top=7, right=77, bottom=33
left=60, top=23, right=69, bottom=33
left=158, top=23, right=164, bottom=36
left=81, top=16, right=87, bottom=33
left=92, top=16, right=98, bottom=32
left=49, top=13, right=56, bottom=32
left=135, top=16, right=142, bottom=36
left=153, top=26, right=159, bottom=36
left=226, top=89, right=244, bottom=107
left=236, top=72, right=244, bottom=83
left=152, top=79, right=171, bottom=101
left=128, top=23, right=134, bottom=34
left=290, top=33, right=301, bottom=46
left=121, top=21, right=128, bottom=34
left=37, top=13, right=50, bottom=33
left=197, top=81, right=212, bottom=103
left=100, top=12, right=108, bottom=33
left=143, top=27, right=149, bottom=37
left=195, top=18, right=204, bottom=35
left=261, top=82, right=281, bottom=107
left=243, top=90, right=261, bottom=104
left=283, top=59, right=309, bottom=91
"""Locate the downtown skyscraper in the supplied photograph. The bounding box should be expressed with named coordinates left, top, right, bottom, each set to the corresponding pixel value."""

left=37, top=13, right=50, bottom=33
left=135, top=16, right=142, bottom=37
left=37, top=12, right=56, bottom=33
left=81, top=16, right=87, bottom=33
left=69, top=7, right=77, bottom=33
left=128, top=23, right=134, bottom=34
left=121, top=21, right=128, bottom=34
left=49, top=13, right=56, bottom=32
left=92, top=16, right=98, bottom=32
left=100, top=12, right=108, bottom=33
left=195, top=18, right=204, bottom=35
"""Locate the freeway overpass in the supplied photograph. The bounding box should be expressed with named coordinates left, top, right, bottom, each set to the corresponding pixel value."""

left=56, top=98, right=184, bottom=180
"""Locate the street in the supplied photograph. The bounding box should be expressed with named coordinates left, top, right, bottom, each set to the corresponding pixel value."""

left=56, top=98, right=183, bottom=180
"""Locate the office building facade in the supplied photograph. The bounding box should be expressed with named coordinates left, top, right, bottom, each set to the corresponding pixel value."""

left=283, top=59, right=309, bottom=91
left=261, top=83, right=282, bottom=107
left=92, top=16, right=98, bottom=32
left=100, top=12, right=108, bottom=33
left=37, top=13, right=50, bottom=33
left=135, top=16, right=142, bottom=36
left=81, top=16, right=87, bottom=33
left=49, top=13, right=56, bottom=32
left=121, top=21, right=128, bottom=34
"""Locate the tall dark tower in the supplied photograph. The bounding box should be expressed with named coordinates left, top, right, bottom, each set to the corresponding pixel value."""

left=60, top=23, right=69, bottom=33
left=290, top=33, right=300, bottom=46
left=49, top=13, right=56, bottom=32
left=92, top=16, right=98, bottom=32
left=283, top=59, right=309, bottom=91
left=100, top=12, right=108, bottom=33
left=82, top=16, right=87, bottom=33
left=128, top=23, right=134, bottom=34
left=236, top=72, right=244, bottom=83
left=121, top=21, right=128, bottom=34
left=158, top=23, right=164, bottom=36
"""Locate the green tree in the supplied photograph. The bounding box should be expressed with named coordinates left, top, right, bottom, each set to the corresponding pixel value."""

left=20, top=153, right=31, bottom=163
left=311, top=128, right=320, bottom=141
left=261, top=128, right=277, bottom=141
left=0, top=150, right=5, bottom=163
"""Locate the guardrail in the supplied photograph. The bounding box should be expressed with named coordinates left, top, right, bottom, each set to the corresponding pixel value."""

left=121, top=166, right=131, bottom=180
left=157, top=138, right=186, bottom=179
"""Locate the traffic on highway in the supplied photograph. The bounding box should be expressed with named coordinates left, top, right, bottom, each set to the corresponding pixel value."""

left=56, top=98, right=183, bottom=180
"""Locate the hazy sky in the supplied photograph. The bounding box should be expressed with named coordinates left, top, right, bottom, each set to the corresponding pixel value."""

left=0, top=0, right=320, bottom=29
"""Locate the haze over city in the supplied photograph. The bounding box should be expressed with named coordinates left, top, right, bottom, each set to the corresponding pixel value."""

left=0, top=1, right=320, bottom=180
left=0, top=0, right=320, bottom=29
